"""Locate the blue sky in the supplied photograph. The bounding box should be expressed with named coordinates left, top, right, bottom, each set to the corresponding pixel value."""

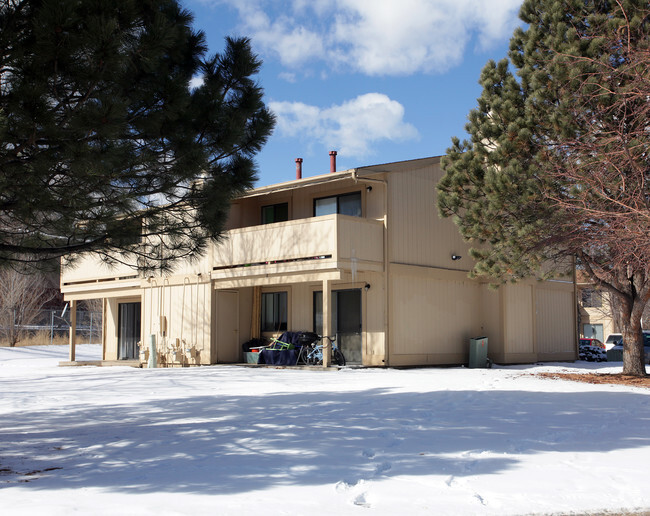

left=183, top=0, right=524, bottom=187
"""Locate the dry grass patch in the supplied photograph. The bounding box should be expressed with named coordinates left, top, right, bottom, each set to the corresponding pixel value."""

left=537, top=372, right=650, bottom=388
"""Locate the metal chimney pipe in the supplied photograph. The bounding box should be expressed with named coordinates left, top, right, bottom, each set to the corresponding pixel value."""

left=295, top=158, right=303, bottom=180
left=329, top=150, right=337, bottom=173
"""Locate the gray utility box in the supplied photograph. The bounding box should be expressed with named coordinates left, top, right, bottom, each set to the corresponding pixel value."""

left=606, top=348, right=623, bottom=362
left=469, top=337, right=489, bottom=368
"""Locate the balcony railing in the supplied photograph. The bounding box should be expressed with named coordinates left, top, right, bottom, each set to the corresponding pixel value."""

left=212, top=214, right=384, bottom=275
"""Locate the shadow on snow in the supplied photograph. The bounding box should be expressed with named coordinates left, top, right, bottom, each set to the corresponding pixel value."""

left=2, top=379, right=650, bottom=494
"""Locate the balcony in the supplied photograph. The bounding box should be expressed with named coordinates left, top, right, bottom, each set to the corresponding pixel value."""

left=61, top=214, right=385, bottom=294
left=60, top=253, right=142, bottom=298
left=211, top=214, right=384, bottom=280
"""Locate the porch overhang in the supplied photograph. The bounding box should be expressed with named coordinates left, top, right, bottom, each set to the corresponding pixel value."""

left=61, top=279, right=142, bottom=301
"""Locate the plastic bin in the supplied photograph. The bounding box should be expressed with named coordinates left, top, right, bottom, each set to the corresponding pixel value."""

left=244, top=352, right=260, bottom=364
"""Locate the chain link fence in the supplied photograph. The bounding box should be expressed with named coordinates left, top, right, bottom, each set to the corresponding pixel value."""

left=0, top=309, right=103, bottom=347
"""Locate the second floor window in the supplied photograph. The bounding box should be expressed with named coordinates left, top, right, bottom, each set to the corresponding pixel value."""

left=261, top=202, right=288, bottom=224
left=314, top=192, right=361, bottom=217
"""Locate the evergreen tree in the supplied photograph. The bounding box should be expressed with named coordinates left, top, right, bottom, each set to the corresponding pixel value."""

left=0, top=0, right=274, bottom=272
left=438, top=0, right=650, bottom=376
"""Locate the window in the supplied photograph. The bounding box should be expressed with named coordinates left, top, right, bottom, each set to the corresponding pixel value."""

left=583, top=324, right=603, bottom=342
left=314, top=192, right=361, bottom=217
left=581, top=289, right=602, bottom=308
left=261, top=203, right=288, bottom=224
left=261, top=292, right=287, bottom=332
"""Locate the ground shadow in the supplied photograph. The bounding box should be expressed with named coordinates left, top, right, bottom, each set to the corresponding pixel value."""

left=2, top=376, right=650, bottom=494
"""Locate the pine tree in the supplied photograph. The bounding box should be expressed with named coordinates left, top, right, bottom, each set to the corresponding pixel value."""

left=0, top=0, right=275, bottom=272
left=438, top=0, right=650, bottom=376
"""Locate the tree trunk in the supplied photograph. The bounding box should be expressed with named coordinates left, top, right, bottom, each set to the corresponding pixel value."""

left=619, top=299, right=647, bottom=376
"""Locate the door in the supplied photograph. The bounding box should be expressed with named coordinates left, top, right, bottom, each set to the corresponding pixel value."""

left=216, top=291, right=239, bottom=362
left=314, top=289, right=362, bottom=364
left=333, top=289, right=362, bottom=364
left=118, top=302, right=141, bottom=360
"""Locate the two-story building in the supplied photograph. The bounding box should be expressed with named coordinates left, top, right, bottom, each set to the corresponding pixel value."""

left=60, top=155, right=577, bottom=367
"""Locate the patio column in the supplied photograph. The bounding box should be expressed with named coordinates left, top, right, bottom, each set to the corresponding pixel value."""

left=322, top=279, right=331, bottom=368
left=251, top=286, right=261, bottom=339
left=68, top=300, right=77, bottom=362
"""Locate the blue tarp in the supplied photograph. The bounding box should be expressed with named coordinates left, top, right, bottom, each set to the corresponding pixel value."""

left=258, top=349, right=299, bottom=366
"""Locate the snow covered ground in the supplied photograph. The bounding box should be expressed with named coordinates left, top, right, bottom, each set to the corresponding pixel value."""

left=1, top=345, right=649, bottom=516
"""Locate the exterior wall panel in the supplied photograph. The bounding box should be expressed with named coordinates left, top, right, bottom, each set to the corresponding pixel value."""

left=536, top=284, right=576, bottom=357
left=504, top=284, right=534, bottom=355
left=480, top=286, right=503, bottom=359
left=142, top=280, right=212, bottom=365
left=389, top=267, right=483, bottom=362
left=388, top=163, right=473, bottom=270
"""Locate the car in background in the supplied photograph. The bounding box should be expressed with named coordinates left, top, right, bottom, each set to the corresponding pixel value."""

left=578, top=338, right=607, bottom=362
left=607, top=331, right=650, bottom=363
left=604, top=333, right=622, bottom=351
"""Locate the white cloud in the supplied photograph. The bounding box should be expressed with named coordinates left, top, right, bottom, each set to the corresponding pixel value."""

left=278, top=72, right=297, bottom=83
left=209, top=0, right=522, bottom=75
left=270, top=93, right=419, bottom=157
left=215, top=1, right=325, bottom=67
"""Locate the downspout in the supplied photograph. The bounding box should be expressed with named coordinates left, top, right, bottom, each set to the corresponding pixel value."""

left=147, top=277, right=158, bottom=365
left=102, top=298, right=107, bottom=361
left=351, top=169, right=390, bottom=367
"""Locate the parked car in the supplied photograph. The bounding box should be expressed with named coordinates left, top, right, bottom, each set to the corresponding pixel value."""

left=607, top=331, right=650, bottom=363
left=604, top=333, right=622, bottom=351
left=578, top=338, right=607, bottom=362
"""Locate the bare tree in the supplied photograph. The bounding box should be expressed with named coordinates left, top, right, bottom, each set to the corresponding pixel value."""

left=0, top=267, right=56, bottom=346
left=539, top=3, right=650, bottom=374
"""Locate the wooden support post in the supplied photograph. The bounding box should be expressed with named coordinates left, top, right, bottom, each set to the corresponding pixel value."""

left=68, top=300, right=77, bottom=362
left=322, top=280, right=331, bottom=368
left=251, top=286, right=261, bottom=339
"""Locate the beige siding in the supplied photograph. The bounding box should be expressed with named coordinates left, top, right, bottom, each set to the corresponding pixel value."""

left=389, top=266, right=483, bottom=364
left=504, top=284, right=534, bottom=355
left=388, top=162, right=473, bottom=269
left=362, top=271, right=387, bottom=366
left=291, top=283, right=313, bottom=331
left=142, top=279, right=212, bottom=365
left=61, top=254, right=138, bottom=284
left=536, top=283, right=577, bottom=357
left=480, top=287, right=504, bottom=358
left=104, top=298, right=119, bottom=360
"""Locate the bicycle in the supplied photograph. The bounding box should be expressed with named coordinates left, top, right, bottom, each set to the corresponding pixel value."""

left=296, top=332, right=346, bottom=366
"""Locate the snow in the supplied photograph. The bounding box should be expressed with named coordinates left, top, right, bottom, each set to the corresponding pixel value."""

left=1, top=345, right=649, bottom=516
